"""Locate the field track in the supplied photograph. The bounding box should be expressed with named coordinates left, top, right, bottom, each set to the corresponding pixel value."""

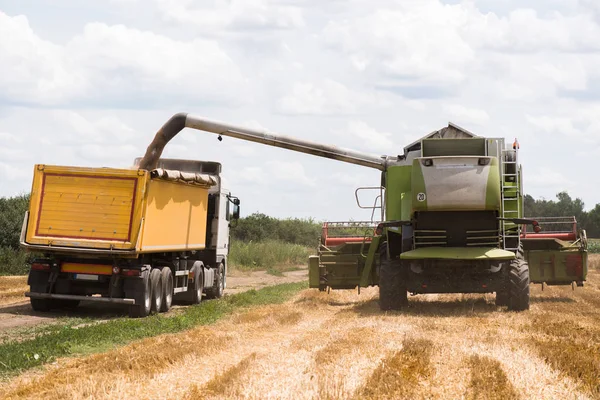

left=1, top=258, right=599, bottom=399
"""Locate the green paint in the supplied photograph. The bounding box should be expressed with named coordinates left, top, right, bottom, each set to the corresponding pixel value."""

left=411, top=160, right=427, bottom=212
left=485, top=157, right=501, bottom=210
left=400, top=247, right=516, bottom=260
left=308, top=255, right=320, bottom=288
left=385, top=166, right=412, bottom=221
left=360, top=235, right=381, bottom=287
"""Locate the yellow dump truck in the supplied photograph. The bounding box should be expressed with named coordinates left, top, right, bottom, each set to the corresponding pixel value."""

left=20, top=158, right=240, bottom=317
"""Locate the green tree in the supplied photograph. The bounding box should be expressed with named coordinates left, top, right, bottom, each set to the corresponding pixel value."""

left=0, top=194, right=30, bottom=249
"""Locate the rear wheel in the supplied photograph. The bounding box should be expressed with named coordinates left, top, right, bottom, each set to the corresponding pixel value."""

left=507, top=258, right=530, bottom=311
left=379, top=257, right=408, bottom=311
left=160, top=267, right=173, bottom=312
left=205, top=263, right=224, bottom=299
left=150, top=268, right=163, bottom=314
left=29, top=270, right=54, bottom=312
left=128, top=269, right=151, bottom=318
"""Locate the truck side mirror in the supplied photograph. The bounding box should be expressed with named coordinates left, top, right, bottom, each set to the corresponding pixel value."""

left=232, top=204, right=240, bottom=220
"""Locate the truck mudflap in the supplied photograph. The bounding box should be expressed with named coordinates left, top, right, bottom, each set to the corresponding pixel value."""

left=522, top=217, right=588, bottom=286
left=25, top=292, right=136, bottom=305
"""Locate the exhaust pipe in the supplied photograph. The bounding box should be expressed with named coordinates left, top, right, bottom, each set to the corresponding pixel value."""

left=138, top=113, right=389, bottom=171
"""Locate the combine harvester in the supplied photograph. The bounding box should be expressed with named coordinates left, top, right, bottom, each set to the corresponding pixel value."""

left=134, top=113, right=588, bottom=312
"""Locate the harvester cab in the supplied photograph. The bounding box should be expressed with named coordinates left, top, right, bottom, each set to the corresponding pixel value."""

left=139, top=113, right=588, bottom=312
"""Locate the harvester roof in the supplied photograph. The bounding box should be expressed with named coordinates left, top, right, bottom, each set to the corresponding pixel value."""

left=403, top=122, right=479, bottom=155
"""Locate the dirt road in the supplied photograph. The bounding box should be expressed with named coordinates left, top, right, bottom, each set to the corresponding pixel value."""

left=1, top=261, right=599, bottom=399
left=0, top=269, right=308, bottom=333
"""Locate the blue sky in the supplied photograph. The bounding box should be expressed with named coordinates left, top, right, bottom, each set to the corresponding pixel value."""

left=1, top=0, right=599, bottom=220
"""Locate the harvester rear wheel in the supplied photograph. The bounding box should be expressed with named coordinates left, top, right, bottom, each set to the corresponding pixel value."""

left=507, top=258, right=530, bottom=311
left=379, top=258, right=408, bottom=311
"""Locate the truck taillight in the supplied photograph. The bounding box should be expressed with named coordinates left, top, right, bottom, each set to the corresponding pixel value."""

left=121, top=269, right=140, bottom=277
left=31, top=263, right=51, bottom=271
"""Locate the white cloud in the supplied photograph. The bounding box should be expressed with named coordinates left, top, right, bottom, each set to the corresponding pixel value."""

left=154, top=0, right=305, bottom=31
left=336, top=121, right=395, bottom=153
left=278, top=79, right=367, bottom=115
left=265, top=160, right=316, bottom=187
left=0, top=12, right=247, bottom=107
left=443, top=105, right=490, bottom=126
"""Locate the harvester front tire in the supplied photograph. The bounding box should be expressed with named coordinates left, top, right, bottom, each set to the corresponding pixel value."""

left=150, top=268, right=163, bottom=314
left=160, top=267, right=173, bottom=312
left=507, top=258, right=530, bottom=311
left=379, top=258, right=408, bottom=311
left=128, top=270, right=151, bottom=318
left=205, top=263, right=224, bottom=299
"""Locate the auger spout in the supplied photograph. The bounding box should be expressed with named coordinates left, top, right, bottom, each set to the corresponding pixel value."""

left=138, top=113, right=389, bottom=171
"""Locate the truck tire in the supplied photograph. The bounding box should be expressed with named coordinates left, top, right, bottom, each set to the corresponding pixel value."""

left=379, top=257, right=408, bottom=311
left=29, top=270, right=54, bottom=312
left=55, top=300, right=80, bottom=309
left=507, top=258, right=530, bottom=311
left=128, top=270, right=151, bottom=318
left=181, top=264, right=203, bottom=304
left=160, top=267, right=173, bottom=312
left=205, top=263, right=224, bottom=299
left=150, top=268, right=163, bottom=314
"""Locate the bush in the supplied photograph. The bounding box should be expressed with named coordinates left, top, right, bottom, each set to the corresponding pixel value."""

left=229, top=240, right=311, bottom=271
left=0, top=194, right=30, bottom=250
left=231, top=213, right=321, bottom=247
left=0, top=248, right=30, bottom=276
left=588, top=240, right=600, bottom=254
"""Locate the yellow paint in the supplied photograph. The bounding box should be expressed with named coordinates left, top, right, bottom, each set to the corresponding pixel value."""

left=26, top=165, right=147, bottom=251
left=25, top=164, right=212, bottom=254
left=61, top=263, right=113, bottom=275
left=139, top=179, right=209, bottom=252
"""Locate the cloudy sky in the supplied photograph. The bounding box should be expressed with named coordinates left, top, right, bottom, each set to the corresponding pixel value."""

left=1, top=0, right=599, bottom=221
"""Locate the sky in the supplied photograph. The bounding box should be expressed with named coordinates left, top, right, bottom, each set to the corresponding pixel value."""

left=1, top=0, right=599, bottom=221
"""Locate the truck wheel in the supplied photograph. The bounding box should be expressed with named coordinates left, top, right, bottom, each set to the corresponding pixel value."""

left=29, top=271, right=54, bottom=312
left=160, top=267, right=173, bottom=312
left=379, top=257, right=408, bottom=311
left=55, top=300, right=80, bottom=309
left=182, top=264, right=203, bottom=304
left=507, top=258, right=530, bottom=311
left=31, top=298, right=54, bottom=312
left=205, top=263, right=224, bottom=299
left=128, top=270, right=151, bottom=318
left=150, top=268, right=163, bottom=314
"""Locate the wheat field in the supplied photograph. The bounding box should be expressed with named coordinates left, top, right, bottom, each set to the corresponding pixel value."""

left=1, top=256, right=599, bottom=399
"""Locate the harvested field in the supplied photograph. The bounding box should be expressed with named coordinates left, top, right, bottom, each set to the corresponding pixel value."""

left=1, top=257, right=599, bottom=399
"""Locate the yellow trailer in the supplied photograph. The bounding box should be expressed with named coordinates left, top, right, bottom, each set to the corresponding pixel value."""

left=21, top=159, right=240, bottom=317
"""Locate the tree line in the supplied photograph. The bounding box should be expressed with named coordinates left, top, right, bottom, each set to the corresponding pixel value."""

left=0, top=191, right=598, bottom=274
